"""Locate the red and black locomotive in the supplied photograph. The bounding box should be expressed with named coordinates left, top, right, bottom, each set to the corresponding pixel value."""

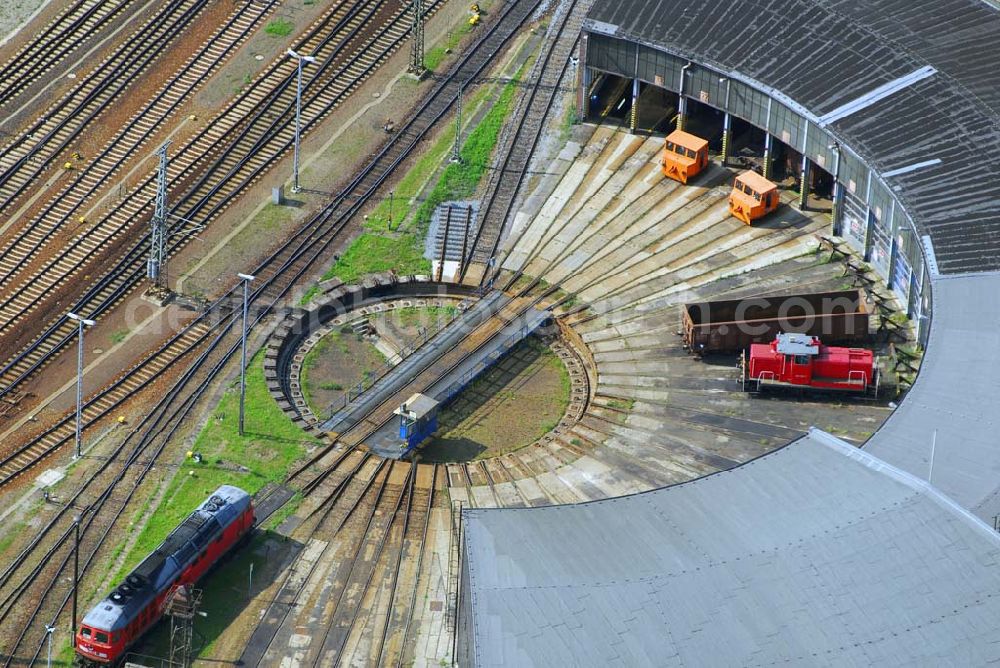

left=75, top=485, right=254, bottom=665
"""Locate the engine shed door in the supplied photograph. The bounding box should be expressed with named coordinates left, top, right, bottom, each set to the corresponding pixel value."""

left=788, top=354, right=812, bottom=384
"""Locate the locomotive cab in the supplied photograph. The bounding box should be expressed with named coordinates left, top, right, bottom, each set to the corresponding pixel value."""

left=661, top=130, right=709, bottom=184
left=76, top=624, right=116, bottom=663
left=729, top=170, right=779, bottom=225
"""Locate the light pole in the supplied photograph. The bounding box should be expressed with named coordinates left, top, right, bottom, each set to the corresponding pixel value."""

left=287, top=49, right=317, bottom=193
left=237, top=273, right=255, bottom=436
left=67, top=313, right=95, bottom=459
left=388, top=190, right=394, bottom=229
left=72, top=514, right=80, bottom=648
left=45, top=625, right=55, bottom=667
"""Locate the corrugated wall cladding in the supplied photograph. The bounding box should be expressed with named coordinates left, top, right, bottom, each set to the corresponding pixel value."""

left=586, top=0, right=1000, bottom=273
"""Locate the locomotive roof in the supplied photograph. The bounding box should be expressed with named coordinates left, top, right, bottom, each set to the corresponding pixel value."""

left=774, top=332, right=819, bottom=355
left=664, top=129, right=707, bottom=152
left=81, top=485, right=250, bottom=632
left=734, top=169, right=776, bottom=195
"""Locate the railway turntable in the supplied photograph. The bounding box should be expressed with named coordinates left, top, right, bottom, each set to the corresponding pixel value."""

left=318, top=291, right=554, bottom=459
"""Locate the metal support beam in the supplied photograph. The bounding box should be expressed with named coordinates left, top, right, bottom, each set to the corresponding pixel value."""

left=863, top=209, right=876, bottom=262
left=147, top=141, right=171, bottom=287
left=886, top=200, right=898, bottom=289
left=629, top=78, right=639, bottom=133
left=676, top=62, right=692, bottom=131
left=578, top=36, right=590, bottom=121
left=409, top=0, right=425, bottom=74
left=829, top=142, right=842, bottom=234
left=721, top=112, right=731, bottom=165
left=798, top=121, right=810, bottom=210
left=798, top=154, right=810, bottom=210
left=720, top=77, right=731, bottom=166
left=762, top=133, right=773, bottom=180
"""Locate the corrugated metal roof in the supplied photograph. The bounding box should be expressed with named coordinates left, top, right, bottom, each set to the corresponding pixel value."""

left=866, top=272, right=1000, bottom=522
left=464, top=429, right=1000, bottom=666
left=585, top=0, right=1000, bottom=273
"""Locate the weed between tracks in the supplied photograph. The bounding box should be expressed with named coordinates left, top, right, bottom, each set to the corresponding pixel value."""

left=265, top=18, right=294, bottom=37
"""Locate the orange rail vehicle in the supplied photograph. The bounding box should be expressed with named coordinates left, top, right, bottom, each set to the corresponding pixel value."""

left=661, top=130, right=709, bottom=184
left=729, top=170, right=779, bottom=225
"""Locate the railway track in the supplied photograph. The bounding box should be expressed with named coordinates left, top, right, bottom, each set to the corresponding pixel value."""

left=0, top=0, right=138, bottom=112
left=459, top=0, right=589, bottom=282
left=0, top=0, right=211, bottom=218
left=0, top=0, right=444, bottom=405
left=0, top=0, right=546, bottom=658
left=0, top=0, right=278, bottom=290
left=243, top=458, right=438, bottom=666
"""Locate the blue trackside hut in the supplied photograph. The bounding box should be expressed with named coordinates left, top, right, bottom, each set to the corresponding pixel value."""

left=395, top=393, right=439, bottom=454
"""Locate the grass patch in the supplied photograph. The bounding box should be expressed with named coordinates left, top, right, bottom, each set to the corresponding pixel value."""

left=265, top=19, right=294, bottom=36
left=262, top=492, right=302, bottom=530
left=322, top=60, right=527, bottom=285
left=560, top=103, right=578, bottom=142
left=300, top=284, right=320, bottom=306
left=607, top=398, right=635, bottom=411
left=108, top=351, right=319, bottom=585
left=111, top=329, right=129, bottom=345
left=0, top=519, right=25, bottom=558
left=322, top=232, right=430, bottom=284
left=425, top=23, right=473, bottom=72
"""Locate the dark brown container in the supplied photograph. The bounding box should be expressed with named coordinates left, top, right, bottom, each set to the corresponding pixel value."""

left=682, top=289, right=869, bottom=353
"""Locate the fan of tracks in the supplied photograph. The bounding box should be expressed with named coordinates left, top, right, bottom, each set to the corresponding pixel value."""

left=0, top=0, right=547, bottom=660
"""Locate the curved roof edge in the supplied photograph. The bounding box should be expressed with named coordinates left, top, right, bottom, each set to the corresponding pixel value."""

left=462, top=429, right=1000, bottom=666
left=865, top=271, right=1000, bottom=520
left=584, top=0, right=1000, bottom=275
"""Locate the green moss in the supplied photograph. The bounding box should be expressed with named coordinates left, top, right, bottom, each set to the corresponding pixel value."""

left=300, top=284, right=320, bottom=306
left=265, top=19, right=294, bottom=36
left=262, top=492, right=302, bottom=530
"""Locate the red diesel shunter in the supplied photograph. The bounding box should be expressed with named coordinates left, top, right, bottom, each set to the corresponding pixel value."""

left=75, top=485, right=254, bottom=665
left=741, top=333, right=878, bottom=394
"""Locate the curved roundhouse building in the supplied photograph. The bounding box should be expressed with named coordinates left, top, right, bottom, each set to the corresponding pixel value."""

left=459, top=0, right=1000, bottom=664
